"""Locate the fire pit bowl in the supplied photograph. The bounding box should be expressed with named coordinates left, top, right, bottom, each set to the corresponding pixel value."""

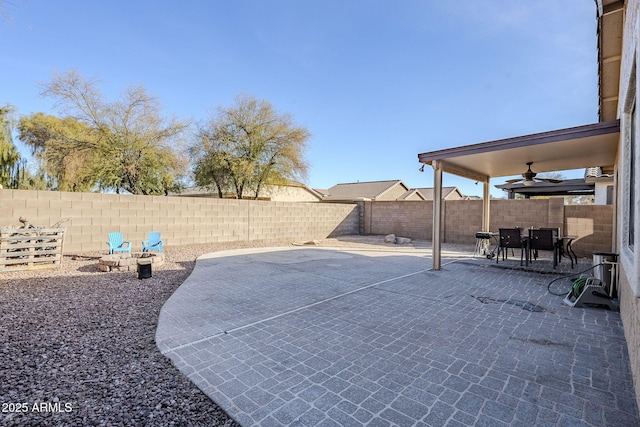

left=99, top=252, right=164, bottom=272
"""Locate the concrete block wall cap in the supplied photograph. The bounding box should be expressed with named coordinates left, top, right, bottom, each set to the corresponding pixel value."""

left=137, top=259, right=153, bottom=265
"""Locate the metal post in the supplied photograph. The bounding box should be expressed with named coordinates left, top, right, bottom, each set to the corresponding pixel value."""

left=432, top=161, right=443, bottom=270
left=483, top=180, right=490, bottom=232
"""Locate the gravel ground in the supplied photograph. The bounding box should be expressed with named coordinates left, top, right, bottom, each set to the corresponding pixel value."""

left=0, top=235, right=426, bottom=426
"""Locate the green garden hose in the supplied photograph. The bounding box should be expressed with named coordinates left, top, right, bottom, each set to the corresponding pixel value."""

left=546, top=263, right=604, bottom=296
left=571, top=277, right=589, bottom=298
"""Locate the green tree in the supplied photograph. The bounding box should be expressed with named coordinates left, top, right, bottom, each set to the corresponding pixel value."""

left=0, top=105, right=21, bottom=189
left=39, top=70, right=189, bottom=194
left=18, top=113, right=102, bottom=191
left=191, top=95, right=310, bottom=199
left=191, top=147, right=232, bottom=198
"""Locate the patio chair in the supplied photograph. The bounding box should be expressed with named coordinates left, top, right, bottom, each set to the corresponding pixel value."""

left=497, top=228, right=526, bottom=266
left=528, top=228, right=559, bottom=269
left=142, top=231, right=163, bottom=253
left=107, top=232, right=132, bottom=254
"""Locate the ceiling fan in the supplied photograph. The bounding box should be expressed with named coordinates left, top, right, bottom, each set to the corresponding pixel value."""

left=505, top=162, right=562, bottom=187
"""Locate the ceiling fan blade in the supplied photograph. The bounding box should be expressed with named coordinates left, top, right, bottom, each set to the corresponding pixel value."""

left=505, top=178, right=523, bottom=183
left=537, top=178, right=562, bottom=183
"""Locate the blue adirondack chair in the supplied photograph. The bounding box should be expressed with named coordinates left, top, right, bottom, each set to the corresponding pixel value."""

left=107, top=232, right=132, bottom=254
left=142, top=231, right=163, bottom=253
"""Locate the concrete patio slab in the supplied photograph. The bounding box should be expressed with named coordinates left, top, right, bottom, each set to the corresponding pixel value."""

left=156, top=243, right=639, bottom=426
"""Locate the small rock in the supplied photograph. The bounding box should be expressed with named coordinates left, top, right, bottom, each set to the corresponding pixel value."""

left=384, top=234, right=396, bottom=243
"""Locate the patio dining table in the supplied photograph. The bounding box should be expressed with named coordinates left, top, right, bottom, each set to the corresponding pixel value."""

left=522, top=228, right=577, bottom=268
left=478, top=228, right=577, bottom=269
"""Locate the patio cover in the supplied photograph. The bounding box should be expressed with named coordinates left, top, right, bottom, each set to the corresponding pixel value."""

left=417, top=120, right=620, bottom=269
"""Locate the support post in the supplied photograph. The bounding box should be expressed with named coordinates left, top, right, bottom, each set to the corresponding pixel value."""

left=432, top=161, right=443, bottom=270
left=482, top=180, right=491, bottom=232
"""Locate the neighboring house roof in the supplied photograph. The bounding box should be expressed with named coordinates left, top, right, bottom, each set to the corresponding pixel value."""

left=313, top=188, right=330, bottom=198
left=398, top=189, right=425, bottom=201
left=169, top=182, right=323, bottom=202
left=415, top=187, right=464, bottom=200
left=322, top=180, right=417, bottom=202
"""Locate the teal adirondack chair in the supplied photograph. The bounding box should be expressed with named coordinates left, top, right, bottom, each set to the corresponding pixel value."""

left=107, top=232, right=132, bottom=254
left=142, top=232, right=163, bottom=253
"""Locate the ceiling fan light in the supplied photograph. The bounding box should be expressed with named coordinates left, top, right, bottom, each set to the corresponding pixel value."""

left=523, top=178, right=535, bottom=186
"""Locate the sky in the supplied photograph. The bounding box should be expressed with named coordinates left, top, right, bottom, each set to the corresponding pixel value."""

left=1, top=0, right=599, bottom=198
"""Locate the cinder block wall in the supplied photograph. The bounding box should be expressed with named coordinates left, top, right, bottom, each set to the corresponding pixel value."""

left=442, top=200, right=482, bottom=243
left=564, top=205, right=615, bottom=257
left=488, top=199, right=552, bottom=231
left=0, top=190, right=359, bottom=253
left=360, top=199, right=613, bottom=257
left=365, top=201, right=433, bottom=240
left=1, top=189, right=613, bottom=258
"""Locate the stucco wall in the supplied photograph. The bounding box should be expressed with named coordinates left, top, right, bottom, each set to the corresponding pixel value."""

left=377, top=184, right=410, bottom=201
left=0, top=189, right=359, bottom=253
left=260, top=185, right=321, bottom=202
left=616, top=0, right=640, bottom=412
left=619, top=267, right=640, bottom=414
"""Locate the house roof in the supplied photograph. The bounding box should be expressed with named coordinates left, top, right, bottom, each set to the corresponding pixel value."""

left=404, top=189, right=423, bottom=200
left=323, top=180, right=409, bottom=201
left=398, top=189, right=426, bottom=200
left=313, top=188, right=330, bottom=198
left=415, top=187, right=462, bottom=200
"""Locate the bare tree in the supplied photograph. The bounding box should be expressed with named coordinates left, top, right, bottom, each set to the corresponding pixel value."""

left=39, top=70, right=190, bottom=194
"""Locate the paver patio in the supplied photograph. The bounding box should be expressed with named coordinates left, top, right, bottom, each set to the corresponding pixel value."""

left=156, top=241, right=639, bottom=426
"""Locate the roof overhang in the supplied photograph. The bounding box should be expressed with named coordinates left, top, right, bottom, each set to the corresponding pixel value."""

left=596, top=0, right=624, bottom=121
left=495, top=179, right=595, bottom=196
left=417, top=120, right=620, bottom=181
